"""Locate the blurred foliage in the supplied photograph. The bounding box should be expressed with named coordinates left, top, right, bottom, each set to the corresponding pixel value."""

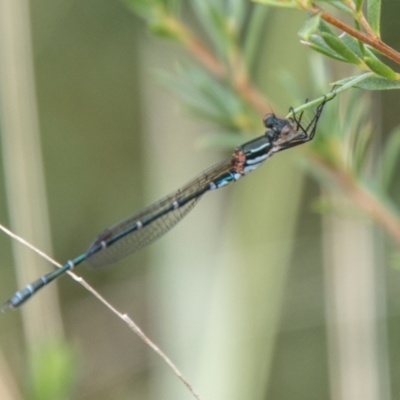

left=29, top=340, right=79, bottom=400
left=2, top=0, right=400, bottom=399
left=157, top=64, right=258, bottom=133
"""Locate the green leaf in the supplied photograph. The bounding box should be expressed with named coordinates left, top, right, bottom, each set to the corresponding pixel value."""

left=355, top=0, right=364, bottom=12
left=306, top=34, right=348, bottom=62
left=321, top=32, right=361, bottom=65
left=367, top=0, right=381, bottom=37
left=340, top=33, right=364, bottom=58
left=331, top=72, right=373, bottom=92
left=298, top=14, right=321, bottom=40
left=334, top=73, right=400, bottom=90
left=318, top=20, right=336, bottom=35
left=364, top=54, right=398, bottom=79
left=350, top=75, right=400, bottom=90
left=305, top=41, right=348, bottom=62
left=380, top=125, right=400, bottom=191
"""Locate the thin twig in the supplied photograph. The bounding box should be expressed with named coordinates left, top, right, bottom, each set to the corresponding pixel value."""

left=342, top=0, right=377, bottom=38
left=0, top=223, right=203, bottom=400
left=354, top=10, right=377, bottom=39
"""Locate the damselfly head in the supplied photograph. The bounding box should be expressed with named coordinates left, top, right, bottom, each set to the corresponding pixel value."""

left=263, top=113, right=277, bottom=129
left=264, top=114, right=300, bottom=144
left=263, top=113, right=287, bottom=134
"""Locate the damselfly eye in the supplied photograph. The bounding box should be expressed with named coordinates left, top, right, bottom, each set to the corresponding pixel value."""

left=263, top=113, right=276, bottom=129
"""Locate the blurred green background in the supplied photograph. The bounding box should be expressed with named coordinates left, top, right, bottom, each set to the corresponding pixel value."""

left=1, top=1, right=400, bottom=400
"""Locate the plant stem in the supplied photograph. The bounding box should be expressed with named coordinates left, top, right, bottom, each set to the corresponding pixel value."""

left=309, top=4, right=400, bottom=66
left=343, top=0, right=377, bottom=38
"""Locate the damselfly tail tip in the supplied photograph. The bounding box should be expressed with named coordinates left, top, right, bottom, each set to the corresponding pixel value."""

left=1, top=299, right=15, bottom=312
left=1, top=292, right=23, bottom=312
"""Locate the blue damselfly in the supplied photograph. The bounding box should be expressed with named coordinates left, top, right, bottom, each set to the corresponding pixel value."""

left=2, top=96, right=331, bottom=311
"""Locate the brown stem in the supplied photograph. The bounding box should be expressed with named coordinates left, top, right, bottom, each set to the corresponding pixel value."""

left=309, top=5, right=400, bottom=66
left=184, top=32, right=272, bottom=114
left=356, top=12, right=377, bottom=39
left=343, top=0, right=377, bottom=38
left=311, top=154, right=400, bottom=245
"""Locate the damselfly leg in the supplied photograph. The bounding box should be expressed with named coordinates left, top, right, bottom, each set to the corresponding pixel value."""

left=276, top=94, right=334, bottom=152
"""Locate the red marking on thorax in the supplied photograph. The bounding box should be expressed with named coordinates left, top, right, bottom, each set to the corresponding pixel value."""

left=230, top=148, right=246, bottom=174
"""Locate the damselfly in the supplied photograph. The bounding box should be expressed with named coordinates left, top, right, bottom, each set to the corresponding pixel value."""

left=2, top=96, right=331, bottom=311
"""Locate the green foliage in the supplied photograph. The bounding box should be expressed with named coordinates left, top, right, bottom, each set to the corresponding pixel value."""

left=243, top=5, right=271, bottom=72
left=380, top=126, right=400, bottom=191
left=336, top=74, right=400, bottom=90
left=4, top=1, right=400, bottom=400
left=306, top=35, right=348, bottom=62
left=301, top=27, right=398, bottom=80
left=157, top=64, right=258, bottom=134
left=355, top=0, right=364, bottom=13
left=298, top=14, right=321, bottom=40
left=367, top=0, right=381, bottom=37
left=293, top=0, right=399, bottom=84
left=124, top=0, right=265, bottom=144
left=192, top=1, right=237, bottom=60
left=281, top=50, right=400, bottom=230
left=321, top=32, right=362, bottom=65
left=363, top=53, right=398, bottom=79
left=29, top=340, right=79, bottom=400
left=340, top=33, right=364, bottom=59
left=124, top=0, right=399, bottom=123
